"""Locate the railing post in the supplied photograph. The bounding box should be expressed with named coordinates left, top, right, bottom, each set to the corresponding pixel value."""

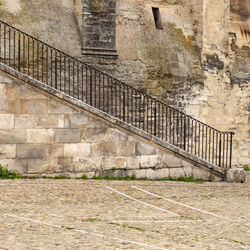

left=229, top=132, right=234, bottom=168
left=219, top=134, right=222, bottom=167
left=184, top=117, right=186, bottom=150
left=154, top=105, right=157, bottom=136
left=18, top=34, right=21, bottom=71
left=55, top=52, right=57, bottom=89
left=90, top=68, right=92, bottom=106
left=123, top=88, right=126, bottom=122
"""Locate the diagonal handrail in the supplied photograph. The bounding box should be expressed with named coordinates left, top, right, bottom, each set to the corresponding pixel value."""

left=0, top=20, right=234, bottom=168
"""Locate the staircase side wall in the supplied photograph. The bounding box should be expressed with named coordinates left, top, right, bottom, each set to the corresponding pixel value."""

left=0, top=71, right=222, bottom=180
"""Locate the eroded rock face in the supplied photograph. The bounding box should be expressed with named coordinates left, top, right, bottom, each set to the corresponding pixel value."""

left=226, top=168, right=246, bottom=183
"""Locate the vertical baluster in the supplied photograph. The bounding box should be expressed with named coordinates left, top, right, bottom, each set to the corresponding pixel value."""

left=17, top=36, right=20, bottom=72
left=154, top=102, right=157, bottom=137
left=169, top=109, right=172, bottom=144
left=4, top=24, right=6, bottom=64
left=216, top=131, right=218, bottom=166
left=59, top=53, right=62, bottom=91
left=13, top=30, right=16, bottom=69
left=0, top=23, right=2, bottom=61
left=198, top=123, right=201, bottom=157
left=81, top=64, right=84, bottom=102
left=102, top=74, right=105, bottom=111
left=55, top=51, right=58, bottom=90
left=202, top=125, right=204, bottom=159
left=184, top=116, right=186, bottom=151
left=229, top=132, right=233, bottom=168
left=8, top=27, right=11, bottom=67
left=150, top=99, right=153, bottom=135
left=90, top=68, right=92, bottom=106
left=212, top=129, right=215, bottom=164
left=41, top=45, right=44, bottom=82
left=123, top=86, right=126, bottom=122
left=165, top=107, right=168, bottom=142
left=77, top=62, right=79, bottom=99
left=68, top=58, right=71, bottom=95
left=195, top=121, right=197, bottom=155
left=219, top=133, right=222, bottom=167
left=85, top=67, right=88, bottom=103
left=162, top=104, right=164, bottom=140
left=226, top=133, right=229, bottom=168
left=223, top=133, right=225, bottom=167
left=37, top=41, right=39, bottom=80
left=22, top=34, right=25, bottom=73
left=46, top=46, right=48, bottom=84
left=51, top=48, right=53, bottom=87
left=205, top=126, right=208, bottom=160
left=147, top=96, right=149, bottom=133
left=27, top=37, right=29, bottom=75
left=191, top=119, right=194, bottom=154
left=110, top=78, right=113, bottom=115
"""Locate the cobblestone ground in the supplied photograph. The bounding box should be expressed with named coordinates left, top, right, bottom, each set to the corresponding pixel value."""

left=0, top=174, right=249, bottom=250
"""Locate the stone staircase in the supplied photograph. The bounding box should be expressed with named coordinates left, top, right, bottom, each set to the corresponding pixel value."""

left=0, top=20, right=245, bottom=181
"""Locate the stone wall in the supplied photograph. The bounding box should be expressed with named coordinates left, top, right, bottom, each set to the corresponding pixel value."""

left=0, top=71, right=222, bottom=180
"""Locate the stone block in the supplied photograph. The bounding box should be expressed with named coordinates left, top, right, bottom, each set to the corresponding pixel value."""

left=36, top=114, right=64, bottom=128
left=0, top=114, right=14, bottom=129
left=91, top=142, right=116, bottom=156
left=0, top=75, right=14, bottom=84
left=0, top=129, right=26, bottom=143
left=162, top=154, right=182, bottom=168
left=73, top=156, right=104, bottom=172
left=0, top=144, right=16, bottom=158
left=226, top=168, right=246, bottom=183
left=27, top=158, right=58, bottom=173
left=46, top=144, right=64, bottom=158
left=183, top=166, right=192, bottom=177
left=136, top=141, right=156, bottom=155
left=107, top=128, right=128, bottom=141
left=154, top=168, right=170, bottom=179
left=0, top=159, right=27, bottom=173
left=82, top=127, right=107, bottom=142
left=126, top=156, right=140, bottom=169
left=66, top=114, right=88, bottom=128
left=19, top=85, right=48, bottom=99
left=28, top=100, right=48, bottom=114
left=133, top=169, right=147, bottom=179
left=103, top=156, right=127, bottom=170
left=57, top=157, right=73, bottom=172
left=192, top=166, right=211, bottom=180
left=27, top=129, right=55, bottom=143
left=15, top=114, right=36, bottom=128
left=55, top=129, right=81, bottom=143
left=17, top=144, right=45, bottom=159
left=115, top=142, right=135, bottom=156
left=169, top=168, right=185, bottom=179
left=64, top=143, right=91, bottom=157
left=48, top=100, right=75, bottom=114
left=140, top=155, right=161, bottom=168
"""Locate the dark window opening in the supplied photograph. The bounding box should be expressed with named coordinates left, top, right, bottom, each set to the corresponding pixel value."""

left=152, top=7, right=163, bottom=30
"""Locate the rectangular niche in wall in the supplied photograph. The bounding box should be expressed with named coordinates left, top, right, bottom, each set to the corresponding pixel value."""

left=152, top=7, right=163, bottom=30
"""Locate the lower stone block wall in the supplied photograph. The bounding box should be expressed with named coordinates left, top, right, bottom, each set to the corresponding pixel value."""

left=0, top=72, right=223, bottom=181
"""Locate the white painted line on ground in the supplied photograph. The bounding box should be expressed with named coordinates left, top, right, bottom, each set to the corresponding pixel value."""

left=132, top=186, right=231, bottom=220
left=6, top=214, right=168, bottom=250
left=105, top=186, right=180, bottom=217
left=110, top=220, right=204, bottom=223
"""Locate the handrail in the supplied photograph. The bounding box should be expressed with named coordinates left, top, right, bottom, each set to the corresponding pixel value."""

left=0, top=20, right=234, bottom=168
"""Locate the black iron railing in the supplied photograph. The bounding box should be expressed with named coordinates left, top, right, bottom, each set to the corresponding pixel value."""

left=0, top=20, right=234, bottom=168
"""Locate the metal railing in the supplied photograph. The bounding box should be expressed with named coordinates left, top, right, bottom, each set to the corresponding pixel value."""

left=0, top=20, right=234, bottom=168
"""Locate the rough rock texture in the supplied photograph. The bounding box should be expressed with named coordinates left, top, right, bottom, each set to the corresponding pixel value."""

left=0, top=0, right=249, bottom=168
left=0, top=71, right=224, bottom=180
left=226, top=168, right=246, bottom=183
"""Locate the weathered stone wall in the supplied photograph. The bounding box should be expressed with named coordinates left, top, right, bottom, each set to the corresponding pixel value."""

left=0, top=0, right=82, bottom=57
left=0, top=71, right=222, bottom=180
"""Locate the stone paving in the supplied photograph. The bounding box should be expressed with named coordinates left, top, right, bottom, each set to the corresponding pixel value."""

left=0, top=175, right=249, bottom=249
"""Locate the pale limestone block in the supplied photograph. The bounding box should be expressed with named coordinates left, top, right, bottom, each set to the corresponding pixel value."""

left=27, top=158, right=58, bottom=173
left=115, top=142, right=136, bottom=156
left=103, top=156, right=127, bottom=170
left=19, top=85, right=48, bottom=99
left=15, top=114, right=37, bottom=128
left=48, top=100, right=75, bottom=114
left=192, top=166, right=211, bottom=180
left=126, top=156, right=140, bottom=169
left=162, top=153, right=182, bottom=168
left=28, top=100, right=48, bottom=114
left=169, top=168, right=185, bottom=179
left=27, top=129, right=55, bottom=143
left=73, top=156, right=104, bottom=172
left=0, top=159, right=27, bottom=173
left=155, top=168, right=170, bottom=179
left=107, top=128, right=128, bottom=142
left=91, top=142, right=117, bottom=156
left=66, top=113, right=88, bottom=128
left=145, top=169, right=156, bottom=179
left=0, top=129, right=26, bottom=143
left=81, top=127, right=107, bottom=142
left=64, top=143, right=91, bottom=157
left=55, top=129, right=80, bottom=143
left=0, top=75, right=14, bottom=83
left=17, top=144, right=45, bottom=159
left=0, top=114, right=14, bottom=129
left=36, top=114, right=64, bottom=128
left=226, top=168, right=246, bottom=183
left=140, top=155, right=161, bottom=168
left=133, top=169, right=147, bottom=179
left=46, top=144, right=64, bottom=158
left=57, top=157, right=73, bottom=172
left=183, top=166, right=192, bottom=177
left=0, top=144, right=16, bottom=158
left=136, top=141, right=156, bottom=155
